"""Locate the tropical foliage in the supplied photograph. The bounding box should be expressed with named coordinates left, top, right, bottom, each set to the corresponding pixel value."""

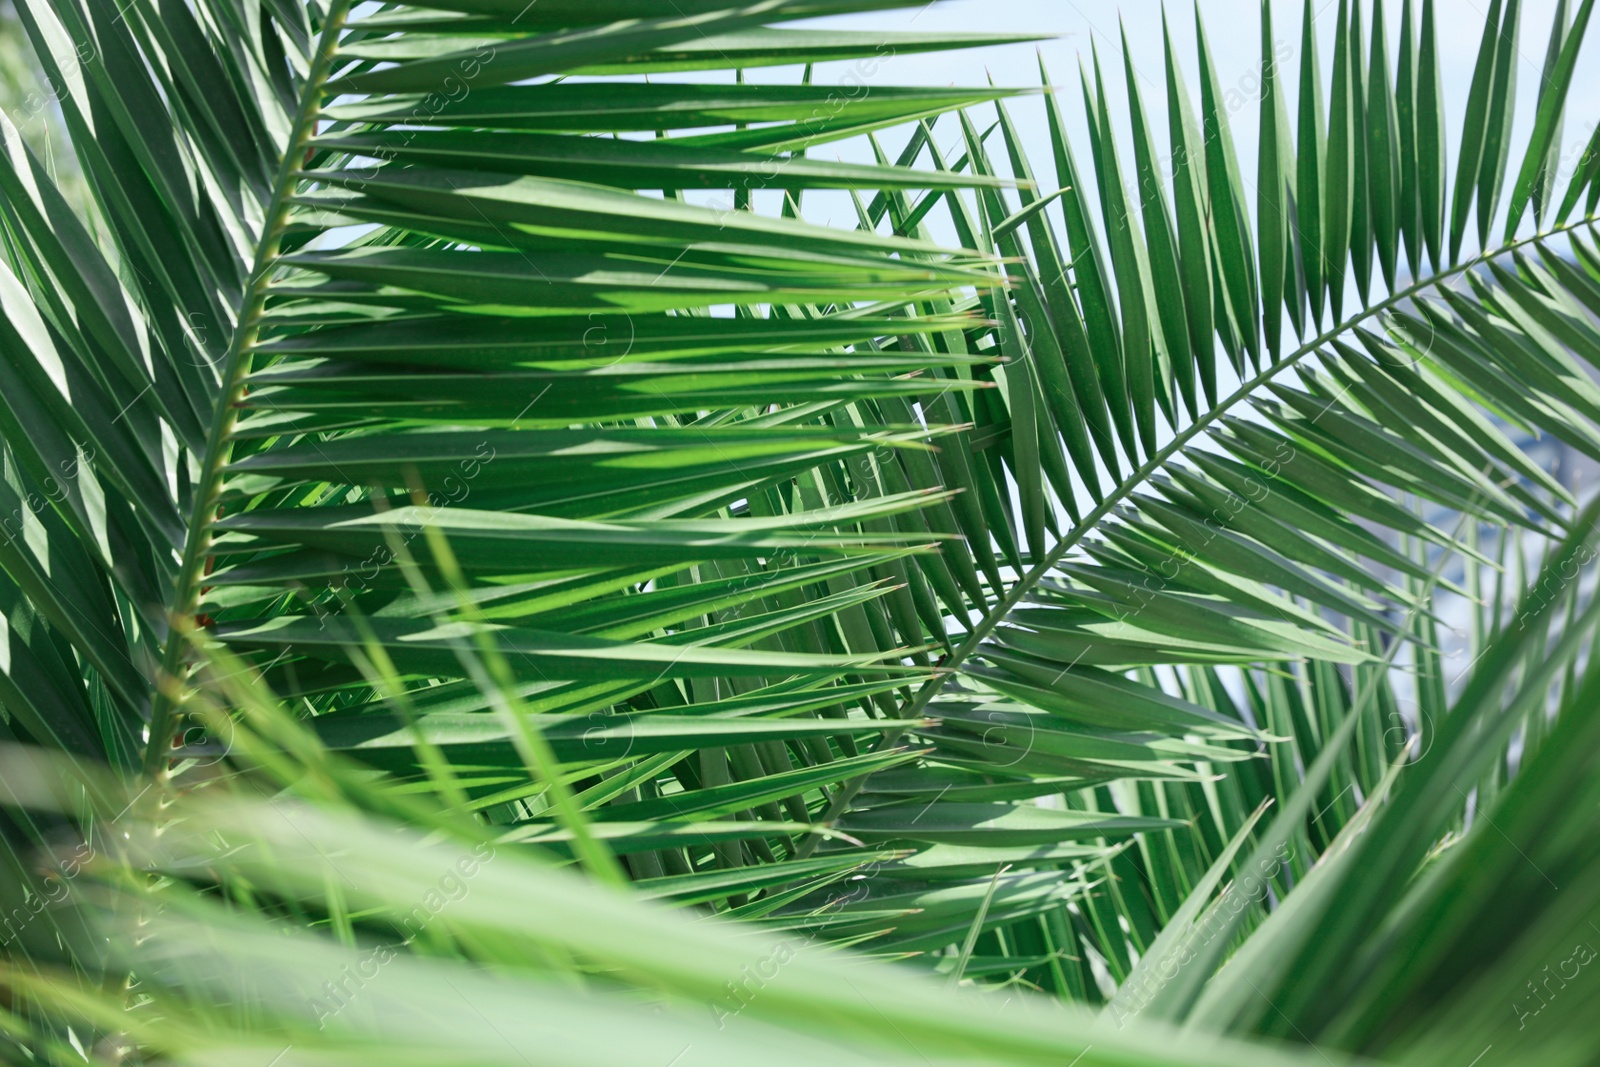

left=2, top=0, right=1600, bottom=1064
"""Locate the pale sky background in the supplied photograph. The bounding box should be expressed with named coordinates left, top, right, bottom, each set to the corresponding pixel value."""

left=768, top=0, right=1600, bottom=551
left=772, top=1, right=1600, bottom=260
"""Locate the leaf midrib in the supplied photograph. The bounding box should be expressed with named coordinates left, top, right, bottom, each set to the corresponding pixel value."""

left=142, top=0, right=354, bottom=776
left=939, top=218, right=1599, bottom=685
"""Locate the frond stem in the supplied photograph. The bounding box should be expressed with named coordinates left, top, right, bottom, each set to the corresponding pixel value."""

left=143, top=0, right=353, bottom=777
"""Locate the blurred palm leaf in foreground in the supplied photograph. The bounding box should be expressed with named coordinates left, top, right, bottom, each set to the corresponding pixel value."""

left=2, top=0, right=1600, bottom=1064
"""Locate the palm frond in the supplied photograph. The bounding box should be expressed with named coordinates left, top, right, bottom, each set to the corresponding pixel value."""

left=3, top=0, right=1600, bottom=1064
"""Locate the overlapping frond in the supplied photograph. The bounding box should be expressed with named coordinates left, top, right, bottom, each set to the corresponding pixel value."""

left=776, top=0, right=1600, bottom=1003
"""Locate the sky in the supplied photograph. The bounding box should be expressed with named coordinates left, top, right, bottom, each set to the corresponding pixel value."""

left=769, top=0, right=1600, bottom=250
left=755, top=1, right=1600, bottom=562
